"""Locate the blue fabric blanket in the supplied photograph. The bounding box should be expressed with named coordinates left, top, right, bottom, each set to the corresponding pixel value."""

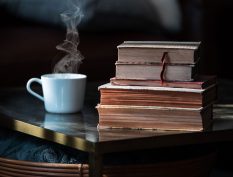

left=0, top=127, right=211, bottom=165
left=0, top=127, right=88, bottom=163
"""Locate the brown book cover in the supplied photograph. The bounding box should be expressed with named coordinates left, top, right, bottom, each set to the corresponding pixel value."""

left=117, top=41, right=201, bottom=64
left=115, top=62, right=198, bottom=81
left=97, top=104, right=212, bottom=131
left=110, top=75, right=217, bottom=89
left=98, top=83, right=217, bottom=108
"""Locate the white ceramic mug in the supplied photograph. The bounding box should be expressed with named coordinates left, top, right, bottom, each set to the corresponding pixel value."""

left=26, top=73, right=86, bottom=113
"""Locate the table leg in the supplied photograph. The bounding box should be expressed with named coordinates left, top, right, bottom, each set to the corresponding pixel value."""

left=89, top=152, right=103, bottom=177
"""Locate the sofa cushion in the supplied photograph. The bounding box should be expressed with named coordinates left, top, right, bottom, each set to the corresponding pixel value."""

left=0, top=0, right=181, bottom=33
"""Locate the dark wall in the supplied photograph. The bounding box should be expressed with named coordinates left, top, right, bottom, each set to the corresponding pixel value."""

left=202, top=0, right=233, bottom=79
left=0, top=2, right=184, bottom=86
left=2, top=0, right=231, bottom=85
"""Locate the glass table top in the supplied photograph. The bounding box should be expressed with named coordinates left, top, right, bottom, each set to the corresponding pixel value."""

left=0, top=82, right=233, bottom=153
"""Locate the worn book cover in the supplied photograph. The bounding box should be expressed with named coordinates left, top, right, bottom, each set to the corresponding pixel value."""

left=115, top=62, right=198, bottom=81
left=117, top=41, right=201, bottom=64
left=110, top=75, right=217, bottom=89
left=97, top=104, right=212, bottom=131
left=99, top=83, right=217, bottom=108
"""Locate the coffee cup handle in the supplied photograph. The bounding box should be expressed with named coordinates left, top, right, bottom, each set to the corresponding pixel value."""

left=26, top=78, right=44, bottom=101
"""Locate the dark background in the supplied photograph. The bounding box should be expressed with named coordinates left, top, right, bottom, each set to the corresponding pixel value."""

left=1, top=0, right=231, bottom=84
left=0, top=0, right=204, bottom=85
left=1, top=0, right=233, bottom=176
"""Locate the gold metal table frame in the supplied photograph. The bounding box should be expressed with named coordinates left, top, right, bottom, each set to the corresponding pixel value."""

left=0, top=84, right=233, bottom=177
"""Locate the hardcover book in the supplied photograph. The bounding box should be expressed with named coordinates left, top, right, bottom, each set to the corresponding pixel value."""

left=98, top=83, right=217, bottom=108
left=117, top=41, right=201, bottom=64
left=96, top=40, right=215, bottom=132
left=97, top=104, right=212, bottom=131
left=115, top=62, right=198, bottom=81
left=110, top=75, right=217, bottom=89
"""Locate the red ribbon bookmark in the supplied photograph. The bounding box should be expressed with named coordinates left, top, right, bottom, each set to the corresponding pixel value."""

left=160, top=52, right=168, bottom=84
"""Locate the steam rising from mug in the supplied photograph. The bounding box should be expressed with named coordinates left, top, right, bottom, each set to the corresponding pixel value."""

left=54, top=0, right=84, bottom=73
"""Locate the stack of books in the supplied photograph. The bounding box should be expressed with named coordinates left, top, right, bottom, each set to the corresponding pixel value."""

left=97, top=41, right=217, bottom=131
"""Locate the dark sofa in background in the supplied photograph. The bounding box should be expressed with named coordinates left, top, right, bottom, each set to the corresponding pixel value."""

left=0, top=0, right=202, bottom=86
left=1, top=0, right=233, bottom=176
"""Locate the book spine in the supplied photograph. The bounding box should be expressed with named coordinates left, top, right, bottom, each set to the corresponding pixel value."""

left=194, top=43, right=201, bottom=63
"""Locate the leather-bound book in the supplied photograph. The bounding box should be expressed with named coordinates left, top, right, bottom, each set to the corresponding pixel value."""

left=116, top=41, right=201, bottom=81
